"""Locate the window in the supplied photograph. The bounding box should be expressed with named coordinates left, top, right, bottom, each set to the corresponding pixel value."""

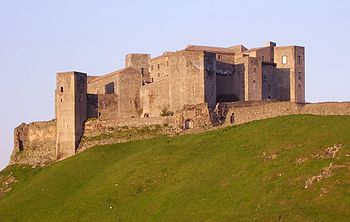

left=282, top=55, right=287, bottom=64
left=157, top=64, right=160, bottom=69
left=297, top=56, right=301, bottom=65
left=158, top=73, right=160, bottom=77
left=167, top=61, right=169, bottom=67
left=262, top=56, right=265, bottom=61
left=218, top=55, right=222, bottom=60
left=298, top=71, right=302, bottom=80
left=60, top=87, right=63, bottom=92
left=253, top=67, right=256, bottom=73
left=141, top=68, right=144, bottom=76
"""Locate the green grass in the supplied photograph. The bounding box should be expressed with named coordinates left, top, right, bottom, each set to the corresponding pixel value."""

left=1, top=115, right=350, bottom=221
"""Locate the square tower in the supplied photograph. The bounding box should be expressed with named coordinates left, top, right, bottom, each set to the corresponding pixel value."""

left=55, top=72, right=87, bottom=160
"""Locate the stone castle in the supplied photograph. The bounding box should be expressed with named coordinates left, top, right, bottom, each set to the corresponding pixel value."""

left=10, top=41, right=349, bottom=166
left=55, top=41, right=304, bottom=160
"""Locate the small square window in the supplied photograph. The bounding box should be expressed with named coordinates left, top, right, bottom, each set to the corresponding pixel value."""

left=282, top=55, right=287, bottom=64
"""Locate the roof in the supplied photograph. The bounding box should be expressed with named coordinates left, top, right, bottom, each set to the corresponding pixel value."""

left=88, top=67, right=129, bottom=83
left=245, top=46, right=270, bottom=53
left=185, top=45, right=235, bottom=54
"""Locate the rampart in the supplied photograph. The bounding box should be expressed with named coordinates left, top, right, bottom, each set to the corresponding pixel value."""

left=222, top=101, right=350, bottom=126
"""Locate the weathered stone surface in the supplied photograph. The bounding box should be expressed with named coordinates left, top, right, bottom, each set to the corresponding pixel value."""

left=11, top=120, right=56, bottom=166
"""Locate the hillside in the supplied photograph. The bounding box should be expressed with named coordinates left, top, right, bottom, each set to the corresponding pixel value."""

left=0, top=115, right=350, bottom=221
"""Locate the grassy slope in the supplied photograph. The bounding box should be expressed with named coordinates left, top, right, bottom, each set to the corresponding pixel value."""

left=0, top=115, right=350, bottom=221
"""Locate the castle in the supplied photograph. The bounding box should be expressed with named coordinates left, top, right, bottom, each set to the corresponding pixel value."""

left=54, top=41, right=305, bottom=160
left=24, top=41, right=350, bottom=167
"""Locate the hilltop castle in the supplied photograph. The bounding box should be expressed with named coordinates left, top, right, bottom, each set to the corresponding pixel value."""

left=55, top=41, right=305, bottom=159
left=18, top=41, right=343, bottom=167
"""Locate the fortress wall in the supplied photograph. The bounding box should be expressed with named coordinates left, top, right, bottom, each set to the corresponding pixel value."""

left=224, top=102, right=350, bottom=126
left=116, top=68, right=142, bottom=118
left=140, top=78, right=170, bottom=117
left=173, top=51, right=205, bottom=110
left=87, top=73, right=117, bottom=94
left=174, top=103, right=211, bottom=130
left=11, top=120, right=56, bottom=166
left=87, top=94, right=119, bottom=119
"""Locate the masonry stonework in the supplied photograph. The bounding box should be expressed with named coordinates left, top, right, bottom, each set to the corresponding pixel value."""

left=11, top=41, right=347, bottom=167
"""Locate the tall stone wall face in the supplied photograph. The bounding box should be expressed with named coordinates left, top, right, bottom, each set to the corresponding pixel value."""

left=204, top=52, right=217, bottom=109
left=56, top=72, right=87, bottom=161
left=11, top=120, right=56, bottom=166
left=125, top=53, right=151, bottom=83
left=144, top=51, right=206, bottom=117
left=87, top=94, right=119, bottom=119
left=262, top=63, right=290, bottom=100
left=116, top=68, right=142, bottom=118
left=274, top=46, right=305, bottom=103
left=216, top=54, right=243, bottom=102
left=245, top=57, right=262, bottom=101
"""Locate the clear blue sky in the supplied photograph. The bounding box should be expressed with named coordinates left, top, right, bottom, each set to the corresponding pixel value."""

left=0, top=0, right=349, bottom=170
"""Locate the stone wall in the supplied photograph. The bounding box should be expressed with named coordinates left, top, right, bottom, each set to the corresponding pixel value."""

left=143, top=50, right=206, bottom=117
left=55, top=72, right=87, bottom=161
left=11, top=120, right=56, bottom=166
left=223, top=101, right=350, bottom=126
left=87, top=94, right=119, bottom=119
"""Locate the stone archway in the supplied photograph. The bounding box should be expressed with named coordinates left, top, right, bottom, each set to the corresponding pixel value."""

left=230, top=113, right=235, bottom=124
left=184, top=119, right=194, bottom=130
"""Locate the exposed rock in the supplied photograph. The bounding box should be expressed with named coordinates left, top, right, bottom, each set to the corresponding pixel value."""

left=311, top=144, right=342, bottom=159
left=304, top=163, right=345, bottom=189
left=263, top=152, right=278, bottom=161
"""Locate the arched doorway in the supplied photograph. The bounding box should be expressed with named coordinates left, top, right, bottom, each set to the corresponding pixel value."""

left=230, top=113, right=235, bottom=124
left=184, top=119, right=194, bottom=129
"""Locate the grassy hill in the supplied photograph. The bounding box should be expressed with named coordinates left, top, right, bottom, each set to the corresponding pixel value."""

left=0, top=115, right=350, bottom=221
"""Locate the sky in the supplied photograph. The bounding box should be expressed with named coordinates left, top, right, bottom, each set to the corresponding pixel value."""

left=0, top=0, right=349, bottom=170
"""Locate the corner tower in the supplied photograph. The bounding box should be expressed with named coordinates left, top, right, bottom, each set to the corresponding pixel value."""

left=55, top=72, right=87, bottom=160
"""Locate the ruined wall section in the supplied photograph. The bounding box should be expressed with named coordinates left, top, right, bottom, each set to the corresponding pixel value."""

left=11, top=120, right=56, bottom=166
left=56, top=72, right=87, bottom=160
